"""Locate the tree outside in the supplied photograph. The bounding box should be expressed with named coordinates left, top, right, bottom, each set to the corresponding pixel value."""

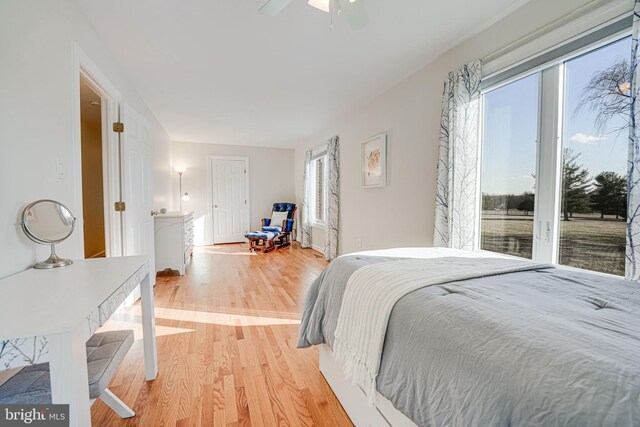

left=577, top=58, right=631, bottom=133
left=590, top=171, right=627, bottom=219
left=517, top=192, right=535, bottom=216
left=561, top=148, right=591, bottom=221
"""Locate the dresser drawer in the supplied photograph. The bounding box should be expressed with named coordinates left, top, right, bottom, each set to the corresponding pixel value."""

left=184, top=243, right=194, bottom=264
left=154, top=212, right=195, bottom=276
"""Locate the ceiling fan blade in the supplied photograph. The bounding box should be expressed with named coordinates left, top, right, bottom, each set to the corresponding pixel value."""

left=259, top=0, right=294, bottom=16
left=341, top=0, right=368, bottom=30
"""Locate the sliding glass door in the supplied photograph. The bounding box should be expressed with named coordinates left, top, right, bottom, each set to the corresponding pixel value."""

left=480, top=35, right=631, bottom=276
left=480, top=74, right=539, bottom=259
left=558, top=37, right=630, bottom=275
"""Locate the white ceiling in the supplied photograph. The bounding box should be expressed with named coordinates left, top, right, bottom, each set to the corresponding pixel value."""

left=76, top=0, right=527, bottom=148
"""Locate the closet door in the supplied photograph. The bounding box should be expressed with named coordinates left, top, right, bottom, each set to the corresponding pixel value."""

left=121, top=103, right=155, bottom=279
left=211, top=157, right=249, bottom=244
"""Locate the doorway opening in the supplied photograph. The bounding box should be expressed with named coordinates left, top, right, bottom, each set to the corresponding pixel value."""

left=79, top=76, right=107, bottom=258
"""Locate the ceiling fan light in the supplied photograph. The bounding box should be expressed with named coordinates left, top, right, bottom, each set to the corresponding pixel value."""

left=308, top=0, right=330, bottom=13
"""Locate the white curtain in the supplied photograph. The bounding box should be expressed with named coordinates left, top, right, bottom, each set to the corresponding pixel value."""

left=433, top=60, right=482, bottom=250
left=301, top=150, right=312, bottom=248
left=627, top=2, right=640, bottom=281
left=325, top=136, right=340, bottom=261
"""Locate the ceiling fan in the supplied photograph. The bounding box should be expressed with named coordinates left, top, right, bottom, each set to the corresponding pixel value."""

left=259, top=0, right=368, bottom=30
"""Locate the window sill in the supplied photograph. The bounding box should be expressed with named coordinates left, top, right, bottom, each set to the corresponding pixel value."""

left=312, top=223, right=326, bottom=231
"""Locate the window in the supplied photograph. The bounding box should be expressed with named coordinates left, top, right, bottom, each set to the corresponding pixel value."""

left=481, top=74, right=539, bottom=259
left=480, top=33, right=631, bottom=276
left=558, top=38, right=629, bottom=276
left=311, top=155, right=327, bottom=225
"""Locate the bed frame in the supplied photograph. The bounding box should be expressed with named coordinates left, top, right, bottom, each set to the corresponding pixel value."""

left=318, top=344, right=418, bottom=427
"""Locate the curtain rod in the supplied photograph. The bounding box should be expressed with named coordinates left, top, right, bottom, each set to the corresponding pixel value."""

left=483, top=0, right=619, bottom=64
left=309, top=140, right=330, bottom=153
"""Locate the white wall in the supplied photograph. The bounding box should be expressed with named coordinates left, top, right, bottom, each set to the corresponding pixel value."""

left=294, top=0, right=602, bottom=256
left=0, top=0, right=172, bottom=278
left=171, top=141, right=295, bottom=246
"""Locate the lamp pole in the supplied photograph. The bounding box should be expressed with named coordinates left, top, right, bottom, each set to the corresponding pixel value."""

left=178, top=171, right=184, bottom=211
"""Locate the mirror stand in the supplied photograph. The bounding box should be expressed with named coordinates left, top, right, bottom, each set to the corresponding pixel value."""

left=21, top=199, right=76, bottom=270
left=34, top=244, right=73, bottom=269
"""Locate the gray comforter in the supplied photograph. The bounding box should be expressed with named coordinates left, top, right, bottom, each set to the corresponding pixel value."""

left=298, top=254, right=640, bottom=427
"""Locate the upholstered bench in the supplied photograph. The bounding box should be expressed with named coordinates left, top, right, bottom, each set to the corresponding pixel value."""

left=0, top=330, right=135, bottom=419
left=244, top=231, right=277, bottom=253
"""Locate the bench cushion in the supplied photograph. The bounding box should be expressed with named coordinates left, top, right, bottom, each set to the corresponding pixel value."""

left=86, top=330, right=134, bottom=398
left=0, top=330, right=134, bottom=403
left=245, top=231, right=276, bottom=240
left=0, top=364, right=50, bottom=404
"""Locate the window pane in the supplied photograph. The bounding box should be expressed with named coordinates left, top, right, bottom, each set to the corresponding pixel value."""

left=559, top=37, right=631, bottom=276
left=480, top=74, right=539, bottom=258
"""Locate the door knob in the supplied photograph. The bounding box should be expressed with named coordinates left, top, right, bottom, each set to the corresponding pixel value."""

left=214, top=204, right=218, bottom=208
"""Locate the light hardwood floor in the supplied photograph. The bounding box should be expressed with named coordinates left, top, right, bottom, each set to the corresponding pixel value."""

left=91, top=243, right=353, bottom=426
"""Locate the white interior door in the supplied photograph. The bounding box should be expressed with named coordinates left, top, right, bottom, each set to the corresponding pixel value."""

left=211, top=157, right=249, bottom=244
left=121, top=104, right=155, bottom=279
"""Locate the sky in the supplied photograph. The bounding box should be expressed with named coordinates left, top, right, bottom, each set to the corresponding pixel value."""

left=481, top=36, right=630, bottom=195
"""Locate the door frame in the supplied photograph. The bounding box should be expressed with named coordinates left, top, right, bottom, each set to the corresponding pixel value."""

left=72, top=44, right=122, bottom=258
left=208, top=156, right=250, bottom=245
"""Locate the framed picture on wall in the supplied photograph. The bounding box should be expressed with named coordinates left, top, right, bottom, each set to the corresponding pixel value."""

left=361, top=133, right=387, bottom=188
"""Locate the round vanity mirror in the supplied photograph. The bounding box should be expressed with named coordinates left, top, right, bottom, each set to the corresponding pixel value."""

left=21, top=199, right=76, bottom=269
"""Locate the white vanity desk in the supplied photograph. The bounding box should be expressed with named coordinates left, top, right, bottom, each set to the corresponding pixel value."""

left=0, top=256, right=157, bottom=427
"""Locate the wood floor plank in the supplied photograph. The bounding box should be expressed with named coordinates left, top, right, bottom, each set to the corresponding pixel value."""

left=91, top=242, right=352, bottom=426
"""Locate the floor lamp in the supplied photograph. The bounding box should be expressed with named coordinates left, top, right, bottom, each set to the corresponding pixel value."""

left=174, top=167, right=191, bottom=211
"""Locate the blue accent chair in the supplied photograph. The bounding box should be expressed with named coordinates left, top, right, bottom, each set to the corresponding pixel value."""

left=261, top=203, right=297, bottom=248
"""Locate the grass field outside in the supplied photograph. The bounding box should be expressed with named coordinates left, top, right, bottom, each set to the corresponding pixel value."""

left=481, top=210, right=625, bottom=276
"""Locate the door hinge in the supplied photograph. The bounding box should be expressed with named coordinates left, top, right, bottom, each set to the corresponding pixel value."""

left=113, top=122, right=124, bottom=133
left=114, top=201, right=126, bottom=212
left=245, top=200, right=247, bottom=205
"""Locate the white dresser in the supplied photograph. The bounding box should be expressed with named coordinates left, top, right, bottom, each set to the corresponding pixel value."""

left=153, top=211, right=194, bottom=275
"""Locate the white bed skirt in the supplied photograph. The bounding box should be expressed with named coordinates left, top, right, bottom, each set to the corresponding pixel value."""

left=319, top=344, right=418, bottom=427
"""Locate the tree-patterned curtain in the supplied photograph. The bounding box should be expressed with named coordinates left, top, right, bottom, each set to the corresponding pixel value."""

left=301, top=150, right=312, bottom=248
left=434, top=60, right=482, bottom=250
left=627, top=2, right=640, bottom=281
left=324, top=136, right=340, bottom=261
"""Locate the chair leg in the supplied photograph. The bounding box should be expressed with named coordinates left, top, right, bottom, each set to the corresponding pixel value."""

left=276, top=233, right=290, bottom=249
left=100, top=388, right=135, bottom=419
left=264, top=239, right=275, bottom=253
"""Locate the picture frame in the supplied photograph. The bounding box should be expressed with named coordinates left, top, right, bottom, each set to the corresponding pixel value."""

left=361, top=133, right=387, bottom=188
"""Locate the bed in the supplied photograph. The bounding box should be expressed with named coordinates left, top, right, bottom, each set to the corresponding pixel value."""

left=298, top=248, right=640, bottom=427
